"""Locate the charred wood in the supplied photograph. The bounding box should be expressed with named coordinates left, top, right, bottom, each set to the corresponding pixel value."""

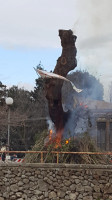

left=45, top=29, right=77, bottom=132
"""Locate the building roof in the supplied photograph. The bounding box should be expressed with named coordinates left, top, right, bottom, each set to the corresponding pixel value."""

left=79, top=98, right=112, bottom=110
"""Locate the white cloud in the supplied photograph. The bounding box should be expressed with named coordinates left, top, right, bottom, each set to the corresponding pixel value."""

left=0, top=0, right=112, bottom=101
left=0, top=0, right=76, bottom=48
left=17, top=82, right=34, bottom=91
left=73, top=0, right=112, bottom=101
left=7, top=81, right=34, bottom=91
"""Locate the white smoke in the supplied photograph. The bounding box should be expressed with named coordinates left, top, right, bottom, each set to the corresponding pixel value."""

left=73, top=0, right=112, bottom=101
left=63, top=106, right=91, bottom=139
left=47, top=119, right=56, bottom=133
left=74, top=0, right=112, bottom=46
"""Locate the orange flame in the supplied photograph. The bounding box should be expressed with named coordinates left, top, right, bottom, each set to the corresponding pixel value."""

left=54, top=129, right=63, bottom=148
left=54, top=134, right=62, bottom=148
left=65, top=138, right=71, bottom=145
left=49, top=129, right=53, bottom=141
left=65, top=140, right=69, bottom=144
left=47, top=129, right=64, bottom=149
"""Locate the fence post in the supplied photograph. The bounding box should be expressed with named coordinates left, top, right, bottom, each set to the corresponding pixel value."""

left=41, top=152, right=43, bottom=163
left=57, top=152, right=59, bottom=164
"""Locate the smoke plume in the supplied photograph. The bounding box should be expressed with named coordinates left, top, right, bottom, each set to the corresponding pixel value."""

left=73, top=0, right=112, bottom=101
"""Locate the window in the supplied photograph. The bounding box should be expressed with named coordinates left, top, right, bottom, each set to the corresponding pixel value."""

left=97, top=122, right=106, bottom=150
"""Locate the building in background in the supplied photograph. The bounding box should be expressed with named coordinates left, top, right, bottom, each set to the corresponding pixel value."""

left=79, top=99, right=112, bottom=151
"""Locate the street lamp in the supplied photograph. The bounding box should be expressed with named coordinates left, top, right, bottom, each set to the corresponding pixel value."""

left=5, top=97, right=13, bottom=151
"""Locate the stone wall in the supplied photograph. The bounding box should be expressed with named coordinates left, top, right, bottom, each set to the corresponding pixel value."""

left=0, top=163, right=112, bottom=200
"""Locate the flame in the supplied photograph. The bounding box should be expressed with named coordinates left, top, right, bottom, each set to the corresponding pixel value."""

left=47, top=129, right=64, bottom=149
left=80, top=102, right=88, bottom=108
left=65, top=138, right=71, bottom=145
left=54, top=134, right=62, bottom=148
left=49, top=129, right=53, bottom=141
left=65, top=140, right=69, bottom=144
left=84, top=105, right=88, bottom=108
left=54, top=129, right=63, bottom=148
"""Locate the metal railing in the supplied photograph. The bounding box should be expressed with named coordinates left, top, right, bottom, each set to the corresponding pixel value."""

left=0, top=151, right=112, bottom=164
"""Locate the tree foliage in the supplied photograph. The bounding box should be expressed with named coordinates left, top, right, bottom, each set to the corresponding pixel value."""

left=0, top=83, right=48, bottom=151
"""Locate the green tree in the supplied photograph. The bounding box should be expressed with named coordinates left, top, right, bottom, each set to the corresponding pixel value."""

left=31, top=62, right=48, bottom=117
left=0, top=82, right=7, bottom=146
left=7, top=85, right=48, bottom=151
left=0, top=81, right=7, bottom=106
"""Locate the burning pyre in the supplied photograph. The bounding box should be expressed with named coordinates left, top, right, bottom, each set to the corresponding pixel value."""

left=25, top=30, right=111, bottom=164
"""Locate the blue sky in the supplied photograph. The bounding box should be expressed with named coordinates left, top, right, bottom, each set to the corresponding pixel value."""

left=0, top=0, right=112, bottom=101
left=0, top=46, right=61, bottom=90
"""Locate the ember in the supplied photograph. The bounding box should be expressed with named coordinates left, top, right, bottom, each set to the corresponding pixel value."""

left=65, top=138, right=71, bottom=144
left=65, top=140, right=69, bottom=144
left=80, top=102, right=88, bottom=109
